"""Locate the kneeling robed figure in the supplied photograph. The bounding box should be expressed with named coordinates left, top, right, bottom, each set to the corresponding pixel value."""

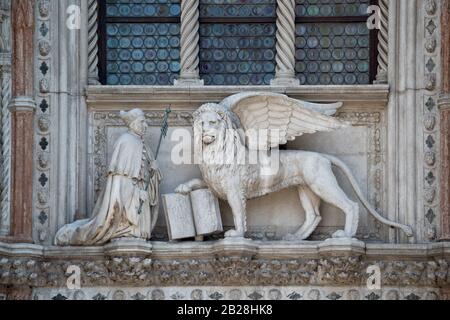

left=55, top=109, right=162, bottom=246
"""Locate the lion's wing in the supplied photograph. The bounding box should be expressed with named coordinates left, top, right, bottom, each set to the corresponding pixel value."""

left=220, top=92, right=349, bottom=150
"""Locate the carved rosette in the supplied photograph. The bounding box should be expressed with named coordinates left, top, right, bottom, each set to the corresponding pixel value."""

left=375, top=0, right=388, bottom=84
left=271, top=0, right=299, bottom=86
left=34, top=0, right=52, bottom=243
left=422, top=0, right=440, bottom=241
left=88, top=0, right=100, bottom=85
left=175, top=0, right=203, bottom=86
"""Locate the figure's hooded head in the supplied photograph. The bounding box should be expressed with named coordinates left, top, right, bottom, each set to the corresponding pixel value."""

left=120, top=108, right=147, bottom=136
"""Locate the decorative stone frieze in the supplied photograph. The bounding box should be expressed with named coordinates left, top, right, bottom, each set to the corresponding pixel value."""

left=33, top=0, right=51, bottom=245
left=419, top=0, right=441, bottom=242
left=0, top=240, right=449, bottom=294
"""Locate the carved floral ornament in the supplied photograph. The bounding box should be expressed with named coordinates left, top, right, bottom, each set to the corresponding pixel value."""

left=0, top=253, right=449, bottom=289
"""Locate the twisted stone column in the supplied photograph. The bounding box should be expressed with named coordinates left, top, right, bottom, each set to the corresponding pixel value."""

left=0, top=65, right=11, bottom=236
left=375, top=0, right=389, bottom=84
left=271, top=0, right=299, bottom=86
left=88, top=0, right=100, bottom=85
left=174, top=0, right=203, bottom=86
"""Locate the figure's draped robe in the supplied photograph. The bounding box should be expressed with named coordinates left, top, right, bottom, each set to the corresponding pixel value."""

left=55, top=132, right=162, bottom=246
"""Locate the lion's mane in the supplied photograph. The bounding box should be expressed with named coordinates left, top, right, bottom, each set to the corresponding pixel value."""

left=193, top=103, right=246, bottom=166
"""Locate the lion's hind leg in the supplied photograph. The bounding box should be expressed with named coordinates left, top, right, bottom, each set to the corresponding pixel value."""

left=305, top=161, right=359, bottom=239
left=284, top=186, right=321, bottom=241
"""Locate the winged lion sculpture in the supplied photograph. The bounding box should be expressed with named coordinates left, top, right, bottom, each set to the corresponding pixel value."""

left=176, top=92, right=413, bottom=241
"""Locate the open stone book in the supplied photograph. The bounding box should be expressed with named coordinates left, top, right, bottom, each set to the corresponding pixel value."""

left=162, top=189, right=223, bottom=241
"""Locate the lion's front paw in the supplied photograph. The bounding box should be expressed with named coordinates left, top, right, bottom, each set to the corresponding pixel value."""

left=224, top=229, right=245, bottom=238
left=175, top=184, right=192, bottom=195
left=332, top=230, right=349, bottom=239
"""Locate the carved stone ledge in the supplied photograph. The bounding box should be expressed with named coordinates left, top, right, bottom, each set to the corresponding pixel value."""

left=1, top=240, right=450, bottom=288
left=104, top=238, right=152, bottom=257
left=86, top=85, right=390, bottom=110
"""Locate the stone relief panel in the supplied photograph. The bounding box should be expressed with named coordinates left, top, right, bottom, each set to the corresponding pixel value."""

left=88, top=106, right=387, bottom=242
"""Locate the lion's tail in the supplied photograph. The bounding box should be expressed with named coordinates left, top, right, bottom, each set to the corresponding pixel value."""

left=322, top=154, right=414, bottom=238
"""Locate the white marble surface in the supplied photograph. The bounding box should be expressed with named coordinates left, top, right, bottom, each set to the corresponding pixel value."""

left=162, top=193, right=196, bottom=240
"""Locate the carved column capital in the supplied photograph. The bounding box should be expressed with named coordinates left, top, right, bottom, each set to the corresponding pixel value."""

left=271, top=0, right=299, bottom=86
left=174, top=0, right=203, bottom=86
left=8, top=96, right=35, bottom=112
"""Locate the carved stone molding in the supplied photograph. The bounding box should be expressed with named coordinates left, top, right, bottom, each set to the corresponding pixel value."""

left=33, top=0, right=51, bottom=245
left=422, top=0, right=441, bottom=242
left=86, top=85, right=390, bottom=110
left=337, top=111, right=386, bottom=241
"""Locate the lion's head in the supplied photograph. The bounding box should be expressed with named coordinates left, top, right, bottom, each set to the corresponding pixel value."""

left=193, top=103, right=245, bottom=165
left=193, top=103, right=241, bottom=144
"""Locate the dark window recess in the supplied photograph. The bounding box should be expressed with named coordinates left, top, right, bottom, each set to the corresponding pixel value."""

left=199, top=0, right=277, bottom=85
left=97, top=0, right=379, bottom=86
left=295, top=0, right=379, bottom=85
left=99, top=0, right=181, bottom=85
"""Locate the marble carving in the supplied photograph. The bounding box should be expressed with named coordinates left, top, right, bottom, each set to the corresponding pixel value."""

left=176, top=92, right=414, bottom=240
left=55, top=109, right=162, bottom=246
left=163, top=189, right=223, bottom=240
